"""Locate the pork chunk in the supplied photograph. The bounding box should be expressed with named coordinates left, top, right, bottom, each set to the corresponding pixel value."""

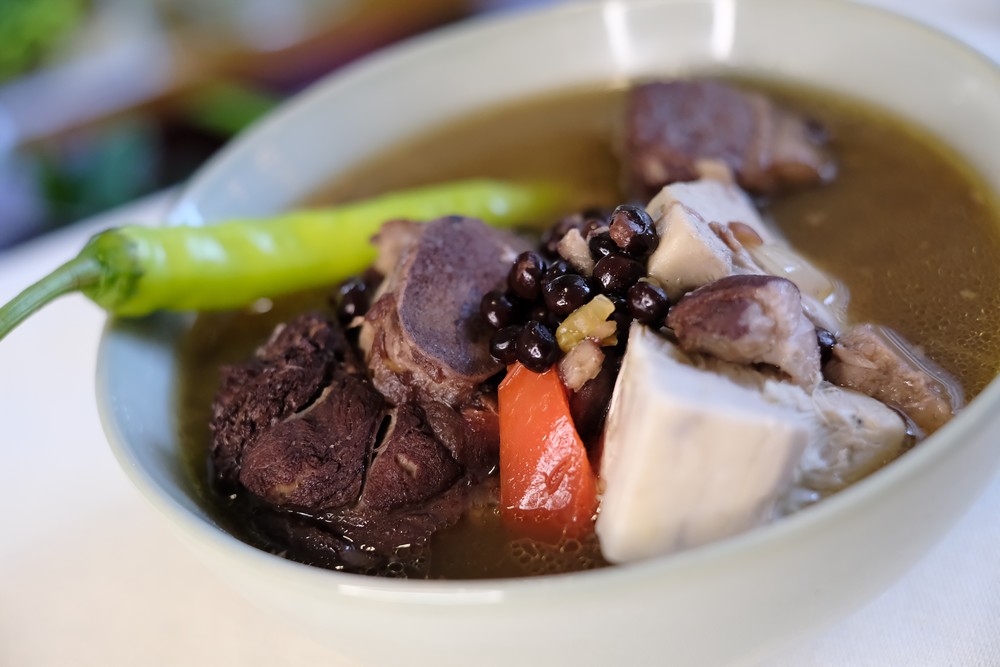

left=359, top=403, right=462, bottom=511
left=249, top=484, right=469, bottom=577
left=210, top=313, right=363, bottom=490
left=824, top=324, right=963, bottom=434
left=793, top=383, right=908, bottom=494
left=625, top=80, right=835, bottom=198
left=211, top=309, right=502, bottom=574
left=668, top=275, right=822, bottom=390
left=238, top=374, right=385, bottom=511
left=421, top=394, right=500, bottom=482
left=363, top=216, right=530, bottom=406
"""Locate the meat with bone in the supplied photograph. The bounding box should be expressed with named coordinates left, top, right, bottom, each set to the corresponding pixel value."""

left=823, top=323, right=963, bottom=435
left=625, top=80, right=835, bottom=198
left=211, top=310, right=501, bottom=575
left=210, top=313, right=363, bottom=491
left=248, top=484, right=469, bottom=576
left=238, top=373, right=385, bottom=511
left=362, top=216, right=530, bottom=406
left=667, top=274, right=822, bottom=390
left=359, top=402, right=461, bottom=511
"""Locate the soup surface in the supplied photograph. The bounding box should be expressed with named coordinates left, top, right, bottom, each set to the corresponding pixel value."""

left=178, top=79, right=1000, bottom=578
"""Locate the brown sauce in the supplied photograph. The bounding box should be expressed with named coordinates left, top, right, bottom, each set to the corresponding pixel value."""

left=177, top=79, right=1000, bottom=579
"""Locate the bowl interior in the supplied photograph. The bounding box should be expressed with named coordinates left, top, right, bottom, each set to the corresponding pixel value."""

left=97, top=1, right=1000, bottom=665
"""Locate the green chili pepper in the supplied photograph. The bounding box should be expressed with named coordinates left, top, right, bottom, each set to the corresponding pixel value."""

left=0, top=179, right=569, bottom=342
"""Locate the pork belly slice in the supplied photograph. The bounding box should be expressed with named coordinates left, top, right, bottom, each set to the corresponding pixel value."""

left=668, top=275, right=822, bottom=390
left=362, top=216, right=530, bottom=406
left=625, top=80, right=835, bottom=198
left=596, top=325, right=905, bottom=564
left=824, top=324, right=963, bottom=435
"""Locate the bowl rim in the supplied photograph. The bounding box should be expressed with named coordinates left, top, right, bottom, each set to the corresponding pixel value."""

left=101, top=0, right=1000, bottom=603
left=165, top=0, right=1000, bottom=228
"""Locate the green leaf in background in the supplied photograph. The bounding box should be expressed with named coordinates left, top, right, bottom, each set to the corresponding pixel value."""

left=179, top=80, right=279, bottom=137
left=0, top=0, right=90, bottom=82
left=36, top=117, right=158, bottom=227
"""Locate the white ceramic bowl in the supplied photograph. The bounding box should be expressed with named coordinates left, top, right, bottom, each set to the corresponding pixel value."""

left=97, top=1, right=1000, bottom=666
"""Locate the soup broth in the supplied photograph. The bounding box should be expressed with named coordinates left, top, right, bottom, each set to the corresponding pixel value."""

left=178, top=80, right=1000, bottom=578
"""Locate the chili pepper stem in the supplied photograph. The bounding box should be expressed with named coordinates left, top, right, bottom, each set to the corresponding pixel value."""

left=0, top=255, right=103, bottom=342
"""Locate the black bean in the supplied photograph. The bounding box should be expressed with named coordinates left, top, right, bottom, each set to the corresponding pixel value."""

left=593, top=255, right=645, bottom=296
left=360, top=267, right=384, bottom=291
left=541, top=215, right=605, bottom=257
left=609, top=204, right=658, bottom=257
left=543, top=274, right=593, bottom=316
left=580, top=207, right=611, bottom=225
left=508, top=251, right=547, bottom=301
left=570, top=354, right=621, bottom=445
left=817, top=328, right=836, bottom=365
left=627, top=282, right=671, bottom=325
left=540, top=215, right=581, bottom=256
left=528, top=304, right=561, bottom=330
left=335, top=277, right=370, bottom=323
left=515, top=320, right=559, bottom=372
left=490, top=325, right=521, bottom=365
left=608, top=295, right=633, bottom=338
left=599, top=296, right=631, bottom=351
left=541, top=259, right=572, bottom=287
left=588, top=232, right=619, bottom=261
left=480, top=290, right=515, bottom=329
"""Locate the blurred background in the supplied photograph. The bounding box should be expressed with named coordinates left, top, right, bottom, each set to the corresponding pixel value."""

left=0, top=0, right=558, bottom=249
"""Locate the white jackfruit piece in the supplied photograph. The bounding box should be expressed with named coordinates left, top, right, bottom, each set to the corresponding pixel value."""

left=762, top=382, right=907, bottom=499
left=746, top=242, right=850, bottom=335
left=646, top=204, right=734, bottom=300
left=646, top=179, right=778, bottom=243
left=596, top=325, right=906, bottom=564
left=644, top=179, right=849, bottom=333
left=596, top=326, right=809, bottom=564
left=695, top=356, right=907, bottom=504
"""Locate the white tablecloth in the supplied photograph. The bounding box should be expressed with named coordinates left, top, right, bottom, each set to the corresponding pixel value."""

left=2, top=2, right=999, bottom=665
